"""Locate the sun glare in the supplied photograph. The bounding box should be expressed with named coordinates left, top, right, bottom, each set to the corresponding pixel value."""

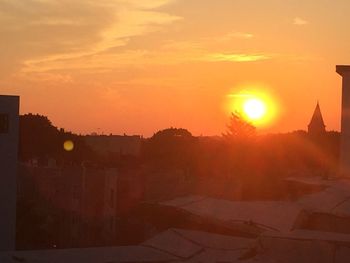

left=227, top=88, right=278, bottom=127
left=243, top=98, right=266, bottom=120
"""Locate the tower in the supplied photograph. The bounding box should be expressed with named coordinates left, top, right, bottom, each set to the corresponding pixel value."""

left=308, top=101, right=326, bottom=135
left=0, top=95, right=19, bottom=251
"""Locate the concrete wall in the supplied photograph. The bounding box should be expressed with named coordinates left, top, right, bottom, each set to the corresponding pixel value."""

left=337, top=66, right=350, bottom=176
left=0, top=95, right=19, bottom=251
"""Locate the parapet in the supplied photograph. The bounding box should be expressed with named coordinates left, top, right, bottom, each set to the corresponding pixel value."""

left=336, top=65, right=350, bottom=76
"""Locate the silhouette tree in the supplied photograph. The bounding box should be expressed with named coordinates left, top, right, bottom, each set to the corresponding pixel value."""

left=19, top=114, right=59, bottom=161
left=223, top=112, right=256, bottom=141
left=142, top=128, right=197, bottom=170
left=19, top=113, right=96, bottom=164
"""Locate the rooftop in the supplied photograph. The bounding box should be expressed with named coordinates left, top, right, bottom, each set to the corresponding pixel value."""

left=4, top=176, right=350, bottom=262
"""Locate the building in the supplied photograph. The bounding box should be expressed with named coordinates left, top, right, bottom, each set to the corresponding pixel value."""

left=84, top=135, right=141, bottom=157
left=337, top=65, right=350, bottom=177
left=308, top=101, right=326, bottom=135
left=18, top=165, right=118, bottom=248
left=0, top=95, right=19, bottom=251
left=17, top=163, right=144, bottom=249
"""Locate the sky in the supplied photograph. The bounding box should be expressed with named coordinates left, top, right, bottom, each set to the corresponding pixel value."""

left=1, top=0, right=350, bottom=136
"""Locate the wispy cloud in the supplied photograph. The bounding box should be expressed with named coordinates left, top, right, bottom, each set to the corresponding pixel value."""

left=0, top=0, right=181, bottom=75
left=293, top=17, right=309, bottom=26
left=220, top=31, right=254, bottom=41
left=204, top=53, right=271, bottom=62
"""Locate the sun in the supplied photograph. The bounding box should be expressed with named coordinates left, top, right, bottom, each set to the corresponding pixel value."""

left=226, top=88, right=278, bottom=127
left=243, top=98, right=267, bottom=121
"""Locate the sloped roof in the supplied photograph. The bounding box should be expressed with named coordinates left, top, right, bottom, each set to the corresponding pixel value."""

left=259, top=232, right=334, bottom=263
left=160, top=196, right=302, bottom=232
left=297, top=179, right=350, bottom=214
left=143, top=229, right=202, bottom=258
left=262, top=229, right=350, bottom=244
left=0, top=246, right=178, bottom=263
left=143, top=228, right=255, bottom=261
left=173, top=228, right=255, bottom=250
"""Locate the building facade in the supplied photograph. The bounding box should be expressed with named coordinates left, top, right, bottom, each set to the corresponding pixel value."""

left=18, top=164, right=123, bottom=248
left=337, top=65, right=350, bottom=177
left=0, top=95, right=19, bottom=251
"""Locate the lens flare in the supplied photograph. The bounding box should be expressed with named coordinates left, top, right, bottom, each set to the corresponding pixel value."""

left=63, top=140, right=74, bottom=151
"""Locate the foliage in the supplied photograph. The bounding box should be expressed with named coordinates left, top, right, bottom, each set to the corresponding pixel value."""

left=223, top=112, right=256, bottom=141
left=142, top=127, right=197, bottom=170
left=19, top=114, right=96, bottom=164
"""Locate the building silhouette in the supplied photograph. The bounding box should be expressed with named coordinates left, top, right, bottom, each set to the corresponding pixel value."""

left=337, top=65, right=350, bottom=177
left=0, top=95, right=19, bottom=251
left=18, top=165, right=120, bottom=248
left=84, top=135, right=141, bottom=157
left=308, top=101, right=326, bottom=135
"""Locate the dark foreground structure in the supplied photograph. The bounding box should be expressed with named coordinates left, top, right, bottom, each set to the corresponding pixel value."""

left=0, top=95, right=19, bottom=252
left=2, top=65, right=350, bottom=262
left=337, top=66, right=350, bottom=177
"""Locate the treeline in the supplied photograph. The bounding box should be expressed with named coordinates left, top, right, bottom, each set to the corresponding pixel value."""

left=19, top=114, right=96, bottom=164
left=19, top=113, right=340, bottom=177
left=141, top=120, right=339, bottom=179
left=139, top=117, right=339, bottom=200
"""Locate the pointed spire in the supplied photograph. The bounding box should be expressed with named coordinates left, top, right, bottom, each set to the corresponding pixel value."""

left=308, top=101, right=326, bottom=135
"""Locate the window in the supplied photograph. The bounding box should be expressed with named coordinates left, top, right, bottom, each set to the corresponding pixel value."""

left=0, top=114, right=9, bottom=133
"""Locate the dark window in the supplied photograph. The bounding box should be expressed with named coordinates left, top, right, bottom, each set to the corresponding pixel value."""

left=0, top=114, right=9, bottom=133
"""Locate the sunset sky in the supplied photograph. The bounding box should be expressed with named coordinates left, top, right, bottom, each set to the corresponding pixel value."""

left=1, top=0, right=350, bottom=136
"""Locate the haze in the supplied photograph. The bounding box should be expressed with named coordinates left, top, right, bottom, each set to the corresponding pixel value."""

left=1, top=0, right=349, bottom=136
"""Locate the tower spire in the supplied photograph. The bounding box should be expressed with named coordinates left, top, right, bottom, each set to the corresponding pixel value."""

left=308, top=101, right=326, bottom=135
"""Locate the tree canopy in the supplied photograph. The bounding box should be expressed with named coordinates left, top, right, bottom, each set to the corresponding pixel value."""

left=142, top=128, right=197, bottom=170
left=223, top=112, right=256, bottom=141
left=19, top=114, right=95, bottom=164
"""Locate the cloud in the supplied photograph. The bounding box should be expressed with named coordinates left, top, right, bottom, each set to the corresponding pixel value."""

left=204, top=53, right=271, bottom=62
left=20, top=45, right=273, bottom=75
left=293, top=17, right=309, bottom=26
left=0, top=0, right=181, bottom=75
left=1, top=0, right=273, bottom=78
left=230, top=32, right=254, bottom=39
left=219, top=31, right=254, bottom=41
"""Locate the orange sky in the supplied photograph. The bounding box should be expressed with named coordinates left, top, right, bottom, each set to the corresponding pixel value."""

left=1, top=0, right=350, bottom=136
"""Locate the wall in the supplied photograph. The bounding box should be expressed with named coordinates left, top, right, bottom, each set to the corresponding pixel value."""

left=0, top=95, right=19, bottom=251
